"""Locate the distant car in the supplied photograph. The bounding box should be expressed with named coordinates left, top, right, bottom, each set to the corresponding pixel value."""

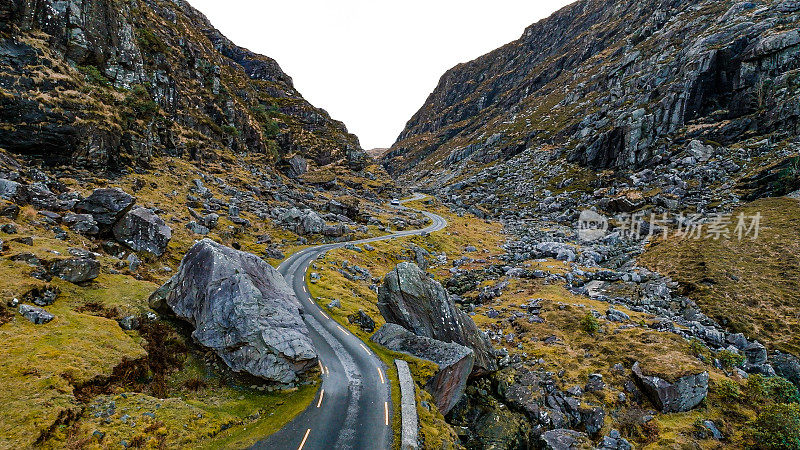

left=391, top=199, right=401, bottom=206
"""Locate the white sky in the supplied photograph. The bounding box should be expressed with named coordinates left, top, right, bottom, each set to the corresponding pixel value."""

left=188, top=0, right=574, bottom=149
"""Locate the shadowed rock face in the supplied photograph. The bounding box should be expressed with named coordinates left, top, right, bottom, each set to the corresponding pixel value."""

left=378, top=262, right=497, bottom=375
left=632, top=362, right=708, bottom=413
left=149, top=239, right=317, bottom=384
left=372, top=323, right=474, bottom=415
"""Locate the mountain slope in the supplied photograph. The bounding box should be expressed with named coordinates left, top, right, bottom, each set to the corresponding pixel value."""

left=386, top=0, right=799, bottom=186
left=0, top=0, right=366, bottom=171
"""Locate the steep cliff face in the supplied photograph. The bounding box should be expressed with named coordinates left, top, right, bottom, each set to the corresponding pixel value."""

left=386, top=0, right=799, bottom=184
left=0, top=0, right=366, bottom=171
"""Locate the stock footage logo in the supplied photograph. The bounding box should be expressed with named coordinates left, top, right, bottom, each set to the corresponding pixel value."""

left=577, top=210, right=609, bottom=242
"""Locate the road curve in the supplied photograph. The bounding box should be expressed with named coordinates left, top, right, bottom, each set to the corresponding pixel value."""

left=252, top=193, right=447, bottom=450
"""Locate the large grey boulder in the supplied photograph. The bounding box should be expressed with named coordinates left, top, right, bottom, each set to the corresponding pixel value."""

left=632, top=362, right=708, bottom=412
left=298, top=210, right=325, bottom=235
left=75, top=188, right=136, bottom=227
left=26, top=183, right=59, bottom=211
left=371, top=323, right=474, bottom=414
left=49, top=258, right=100, bottom=283
left=113, top=207, right=172, bottom=256
left=378, top=262, right=497, bottom=374
left=326, top=199, right=360, bottom=220
left=149, top=239, right=317, bottom=383
left=687, top=140, right=714, bottom=162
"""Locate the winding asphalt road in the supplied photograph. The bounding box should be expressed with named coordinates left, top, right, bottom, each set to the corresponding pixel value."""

left=253, top=194, right=447, bottom=450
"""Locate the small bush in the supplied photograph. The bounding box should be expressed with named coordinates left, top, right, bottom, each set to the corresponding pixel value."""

left=77, top=65, right=110, bottom=86
left=581, top=312, right=600, bottom=334
left=717, top=349, right=745, bottom=369
left=689, top=338, right=707, bottom=357
left=618, top=408, right=661, bottom=444
left=136, top=28, right=167, bottom=54
left=221, top=125, right=239, bottom=136
left=746, top=374, right=800, bottom=405
left=766, top=377, right=800, bottom=404
left=251, top=104, right=281, bottom=139
left=744, top=403, right=800, bottom=449
left=715, top=378, right=743, bottom=402
left=122, top=85, right=159, bottom=120
left=262, top=119, right=280, bottom=139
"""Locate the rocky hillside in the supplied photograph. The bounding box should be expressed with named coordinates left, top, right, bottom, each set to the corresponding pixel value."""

left=1, top=0, right=366, bottom=172
left=387, top=0, right=798, bottom=190
left=379, top=0, right=800, bottom=448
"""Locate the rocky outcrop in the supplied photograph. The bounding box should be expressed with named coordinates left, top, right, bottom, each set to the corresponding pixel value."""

left=632, top=362, right=709, bottom=413
left=149, top=239, right=317, bottom=384
left=112, top=207, right=171, bottom=256
left=597, top=430, right=633, bottom=450
left=378, top=262, right=496, bottom=374
left=448, top=385, right=534, bottom=450
left=63, top=213, right=99, bottom=235
left=371, top=323, right=474, bottom=415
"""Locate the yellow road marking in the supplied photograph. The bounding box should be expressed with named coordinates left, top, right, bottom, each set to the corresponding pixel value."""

left=384, top=402, right=389, bottom=425
left=298, top=428, right=311, bottom=450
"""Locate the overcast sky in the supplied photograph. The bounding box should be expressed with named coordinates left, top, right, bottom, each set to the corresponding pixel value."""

left=189, top=0, right=574, bottom=150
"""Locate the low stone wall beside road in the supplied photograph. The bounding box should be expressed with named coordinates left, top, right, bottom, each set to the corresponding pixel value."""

left=395, top=359, right=419, bottom=450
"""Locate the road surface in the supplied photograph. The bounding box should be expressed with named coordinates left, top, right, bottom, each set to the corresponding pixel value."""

left=253, top=193, right=447, bottom=450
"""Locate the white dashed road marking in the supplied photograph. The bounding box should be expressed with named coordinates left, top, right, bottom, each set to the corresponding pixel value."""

left=298, top=428, right=311, bottom=450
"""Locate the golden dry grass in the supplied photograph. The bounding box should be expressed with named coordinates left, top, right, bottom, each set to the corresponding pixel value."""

left=639, top=197, right=800, bottom=354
